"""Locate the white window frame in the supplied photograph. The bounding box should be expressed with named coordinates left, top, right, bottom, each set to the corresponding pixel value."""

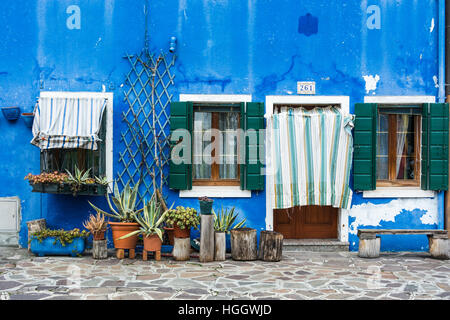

left=362, top=95, right=436, bottom=199
left=178, top=94, right=252, bottom=198
left=39, top=91, right=114, bottom=190
left=265, top=95, right=350, bottom=242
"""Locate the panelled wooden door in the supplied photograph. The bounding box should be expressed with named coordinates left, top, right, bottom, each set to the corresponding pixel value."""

left=273, top=205, right=338, bottom=239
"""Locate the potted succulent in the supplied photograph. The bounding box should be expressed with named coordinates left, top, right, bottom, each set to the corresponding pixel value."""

left=165, top=206, right=200, bottom=239
left=117, top=196, right=170, bottom=254
left=214, top=206, right=247, bottom=253
left=82, top=211, right=107, bottom=240
left=198, top=196, right=213, bottom=214
left=29, top=228, right=89, bottom=257
left=88, top=181, right=141, bottom=252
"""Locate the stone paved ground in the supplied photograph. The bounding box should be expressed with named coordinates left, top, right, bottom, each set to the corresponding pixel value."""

left=0, top=246, right=448, bottom=300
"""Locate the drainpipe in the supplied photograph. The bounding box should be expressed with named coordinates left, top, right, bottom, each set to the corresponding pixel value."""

left=444, top=0, right=449, bottom=235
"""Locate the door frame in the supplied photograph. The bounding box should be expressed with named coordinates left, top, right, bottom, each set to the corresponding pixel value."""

left=264, top=95, right=350, bottom=242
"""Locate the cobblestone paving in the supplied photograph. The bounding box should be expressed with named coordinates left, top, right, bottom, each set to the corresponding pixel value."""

left=0, top=247, right=448, bottom=300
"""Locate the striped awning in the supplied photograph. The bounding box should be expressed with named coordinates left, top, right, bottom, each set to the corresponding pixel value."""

left=268, top=106, right=354, bottom=210
left=31, top=96, right=107, bottom=150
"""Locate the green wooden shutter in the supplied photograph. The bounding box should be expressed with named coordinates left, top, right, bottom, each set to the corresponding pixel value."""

left=421, top=103, right=449, bottom=191
left=353, top=103, right=377, bottom=190
left=240, top=102, right=265, bottom=190
left=169, top=101, right=193, bottom=190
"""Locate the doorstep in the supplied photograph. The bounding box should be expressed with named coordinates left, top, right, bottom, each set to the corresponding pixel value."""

left=283, top=239, right=349, bottom=252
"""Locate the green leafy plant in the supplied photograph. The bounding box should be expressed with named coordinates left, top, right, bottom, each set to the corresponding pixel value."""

left=165, top=206, right=200, bottom=230
left=117, top=196, right=172, bottom=241
left=213, top=206, right=246, bottom=233
left=66, top=166, right=94, bottom=195
left=94, top=175, right=110, bottom=186
left=29, top=228, right=89, bottom=247
left=88, top=180, right=141, bottom=222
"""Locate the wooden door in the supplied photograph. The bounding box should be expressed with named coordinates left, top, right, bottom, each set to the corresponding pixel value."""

left=273, top=205, right=338, bottom=239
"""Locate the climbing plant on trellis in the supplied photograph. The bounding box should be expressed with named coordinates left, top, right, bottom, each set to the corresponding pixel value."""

left=117, top=48, right=176, bottom=208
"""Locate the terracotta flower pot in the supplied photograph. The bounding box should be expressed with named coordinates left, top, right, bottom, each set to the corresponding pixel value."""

left=173, top=223, right=190, bottom=239
left=163, top=227, right=174, bottom=245
left=92, top=230, right=106, bottom=241
left=109, top=222, right=140, bottom=249
left=143, top=234, right=162, bottom=252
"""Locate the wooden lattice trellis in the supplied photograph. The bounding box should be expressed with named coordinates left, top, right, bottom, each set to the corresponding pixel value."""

left=117, top=48, right=176, bottom=207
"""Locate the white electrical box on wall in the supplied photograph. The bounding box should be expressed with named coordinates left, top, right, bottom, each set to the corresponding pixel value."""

left=0, top=197, right=20, bottom=246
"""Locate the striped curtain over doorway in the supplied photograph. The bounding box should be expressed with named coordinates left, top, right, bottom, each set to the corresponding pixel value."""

left=268, top=106, right=354, bottom=210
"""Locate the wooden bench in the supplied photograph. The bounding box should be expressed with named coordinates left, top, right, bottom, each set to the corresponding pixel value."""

left=357, top=229, right=449, bottom=259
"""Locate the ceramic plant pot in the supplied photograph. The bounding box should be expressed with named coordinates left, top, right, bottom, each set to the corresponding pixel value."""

left=173, top=223, right=190, bottom=238
left=143, top=234, right=162, bottom=252
left=21, top=112, right=34, bottom=128
left=92, top=230, right=106, bottom=241
left=109, top=222, right=140, bottom=249
left=163, top=227, right=174, bottom=245
left=199, top=200, right=213, bottom=214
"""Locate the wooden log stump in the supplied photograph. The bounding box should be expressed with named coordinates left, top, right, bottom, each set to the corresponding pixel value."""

left=428, top=235, right=449, bottom=259
left=92, top=240, right=108, bottom=259
left=199, top=214, right=214, bottom=263
left=230, top=228, right=257, bottom=261
left=358, top=236, right=380, bottom=258
left=173, top=237, right=191, bottom=261
left=26, top=219, right=46, bottom=251
left=258, top=231, right=283, bottom=262
left=214, top=231, right=226, bottom=261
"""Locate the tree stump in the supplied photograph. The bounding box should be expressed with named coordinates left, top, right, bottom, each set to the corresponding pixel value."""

left=428, top=235, right=449, bottom=259
left=173, top=237, right=191, bottom=261
left=258, top=231, right=283, bottom=262
left=26, top=219, right=46, bottom=251
left=358, top=236, right=380, bottom=258
left=92, top=240, right=108, bottom=259
left=214, top=231, right=226, bottom=261
left=230, top=228, right=257, bottom=261
left=199, top=214, right=214, bottom=263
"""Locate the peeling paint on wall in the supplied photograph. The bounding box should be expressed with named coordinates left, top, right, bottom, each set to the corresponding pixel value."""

left=349, top=198, right=438, bottom=235
left=362, top=74, right=380, bottom=94
left=429, top=18, right=435, bottom=33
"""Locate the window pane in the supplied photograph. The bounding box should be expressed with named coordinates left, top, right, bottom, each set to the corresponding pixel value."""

left=193, top=112, right=211, bottom=179
left=219, top=112, right=239, bottom=179
left=395, top=115, right=415, bottom=180
left=376, top=113, right=388, bottom=180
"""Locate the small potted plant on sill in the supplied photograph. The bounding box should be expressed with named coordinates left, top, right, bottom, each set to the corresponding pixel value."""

left=29, top=228, right=89, bottom=257
left=88, top=181, right=141, bottom=258
left=82, top=211, right=107, bottom=240
left=165, top=206, right=200, bottom=239
left=117, top=196, right=171, bottom=260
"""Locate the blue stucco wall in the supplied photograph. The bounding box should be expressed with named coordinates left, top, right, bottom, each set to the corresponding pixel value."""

left=0, top=0, right=442, bottom=251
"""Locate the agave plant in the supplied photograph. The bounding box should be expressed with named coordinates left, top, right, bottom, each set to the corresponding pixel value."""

left=117, top=196, right=170, bottom=241
left=88, top=180, right=142, bottom=222
left=66, top=166, right=93, bottom=195
left=213, top=206, right=246, bottom=233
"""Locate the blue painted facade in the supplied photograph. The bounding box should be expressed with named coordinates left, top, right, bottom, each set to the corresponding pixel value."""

left=0, top=1, right=444, bottom=251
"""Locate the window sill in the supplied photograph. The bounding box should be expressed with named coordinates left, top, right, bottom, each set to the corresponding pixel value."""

left=179, top=186, right=251, bottom=198
left=362, top=187, right=435, bottom=198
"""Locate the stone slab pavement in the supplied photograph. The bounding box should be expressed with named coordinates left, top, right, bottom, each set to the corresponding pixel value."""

left=0, top=247, right=448, bottom=300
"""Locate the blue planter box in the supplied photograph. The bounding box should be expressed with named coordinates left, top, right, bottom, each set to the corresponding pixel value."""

left=30, top=237, right=86, bottom=257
